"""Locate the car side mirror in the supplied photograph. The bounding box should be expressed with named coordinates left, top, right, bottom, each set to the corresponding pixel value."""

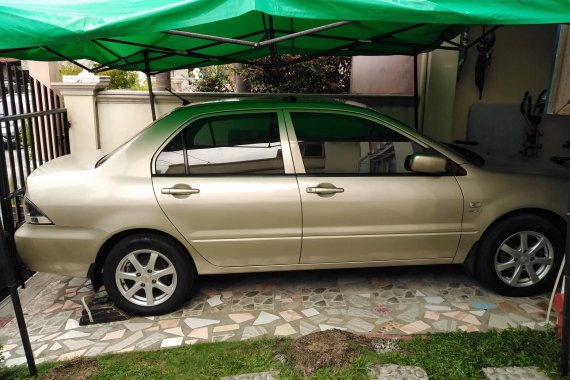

left=405, top=154, right=447, bottom=174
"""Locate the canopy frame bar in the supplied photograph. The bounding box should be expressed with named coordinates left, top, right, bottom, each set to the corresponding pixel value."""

left=95, top=38, right=260, bottom=71
left=147, top=42, right=265, bottom=74
left=442, top=39, right=462, bottom=47
left=99, top=38, right=223, bottom=61
left=28, top=22, right=470, bottom=76
left=0, top=47, right=36, bottom=55
left=186, top=30, right=266, bottom=53
left=94, top=29, right=268, bottom=72
left=148, top=22, right=433, bottom=74
left=261, top=14, right=279, bottom=65
left=92, top=41, right=143, bottom=73
left=91, top=49, right=147, bottom=72
left=258, top=20, right=356, bottom=48
left=163, top=19, right=355, bottom=49
left=141, top=29, right=269, bottom=72
left=285, top=30, right=460, bottom=52
left=93, top=30, right=263, bottom=73
left=466, top=25, right=499, bottom=49
left=93, top=51, right=174, bottom=73
left=93, top=50, right=172, bottom=74
left=282, top=23, right=427, bottom=67
left=163, top=30, right=258, bottom=47
left=40, top=46, right=93, bottom=72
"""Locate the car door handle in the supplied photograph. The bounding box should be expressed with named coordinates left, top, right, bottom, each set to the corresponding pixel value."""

left=161, top=187, right=200, bottom=195
left=306, top=186, right=344, bottom=194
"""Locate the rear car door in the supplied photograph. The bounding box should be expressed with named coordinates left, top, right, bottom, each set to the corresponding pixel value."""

left=285, top=110, right=464, bottom=264
left=152, top=110, right=302, bottom=267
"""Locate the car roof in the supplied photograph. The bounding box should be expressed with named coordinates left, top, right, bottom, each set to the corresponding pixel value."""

left=137, top=95, right=470, bottom=167
left=177, top=96, right=373, bottom=113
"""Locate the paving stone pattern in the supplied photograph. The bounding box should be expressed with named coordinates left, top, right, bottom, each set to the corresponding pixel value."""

left=0, top=265, right=555, bottom=367
left=483, top=367, right=550, bottom=380
left=369, top=364, right=429, bottom=379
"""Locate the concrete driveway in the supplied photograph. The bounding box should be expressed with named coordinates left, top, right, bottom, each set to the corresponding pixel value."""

left=0, top=265, right=555, bottom=367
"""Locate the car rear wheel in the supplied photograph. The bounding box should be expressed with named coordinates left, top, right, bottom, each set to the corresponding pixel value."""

left=103, top=233, right=194, bottom=315
left=476, top=214, right=563, bottom=296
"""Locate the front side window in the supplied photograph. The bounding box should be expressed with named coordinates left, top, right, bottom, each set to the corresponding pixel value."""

left=290, top=112, right=428, bottom=175
left=155, top=113, right=284, bottom=175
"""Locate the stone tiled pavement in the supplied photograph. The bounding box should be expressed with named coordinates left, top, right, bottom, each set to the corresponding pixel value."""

left=483, top=367, right=550, bottom=380
left=225, top=366, right=552, bottom=380
left=0, top=265, right=555, bottom=367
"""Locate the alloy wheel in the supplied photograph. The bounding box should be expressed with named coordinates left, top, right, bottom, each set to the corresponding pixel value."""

left=494, top=231, right=554, bottom=288
left=115, top=249, right=178, bottom=307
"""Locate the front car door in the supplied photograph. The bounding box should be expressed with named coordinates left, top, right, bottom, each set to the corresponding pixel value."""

left=285, top=110, right=464, bottom=265
left=152, top=111, right=302, bottom=267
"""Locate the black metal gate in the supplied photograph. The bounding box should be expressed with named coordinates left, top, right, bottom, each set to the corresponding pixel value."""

left=0, top=61, right=70, bottom=299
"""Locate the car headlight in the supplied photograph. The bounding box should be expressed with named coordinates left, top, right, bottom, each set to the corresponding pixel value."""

left=23, top=198, right=54, bottom=225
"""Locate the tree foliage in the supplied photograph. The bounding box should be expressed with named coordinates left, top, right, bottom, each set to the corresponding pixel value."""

left=59, top=62, right=82, bottom=78
left=98, top=69, right=140, bottom=90
left=191, top=66, right=235, bottom=92
left=189, top=56, right=351, bottom=93
left=238, top=56, right=351, bottom=93
left=59, top=62, right=143, bottom=90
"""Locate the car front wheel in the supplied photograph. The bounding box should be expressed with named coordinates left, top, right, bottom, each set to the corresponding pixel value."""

left=476, top=214, right=563, bottom=296
left=103, top=233, right=194, bottom=315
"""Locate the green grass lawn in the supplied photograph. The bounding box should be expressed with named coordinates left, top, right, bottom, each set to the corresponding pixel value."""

left=1, top=329, right=567, bottom=380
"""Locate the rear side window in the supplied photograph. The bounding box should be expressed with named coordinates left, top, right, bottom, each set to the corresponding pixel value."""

left=155, top=113, right=284, bottom=175
left=290, top=112, right=427, bottom=175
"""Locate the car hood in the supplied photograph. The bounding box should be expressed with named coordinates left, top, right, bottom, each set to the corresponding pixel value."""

left=29, top=150, right=105, bottom=178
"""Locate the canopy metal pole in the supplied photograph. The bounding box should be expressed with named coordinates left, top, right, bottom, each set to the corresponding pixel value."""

left=256, top=20, right=356, bottom=48
left=560, top=185, right=570, bottom=375
left=164, top=20, right=355, bottom=49
left=0, top=63, right=36, bottom=376
left=164, top=30, right=258, bottom=47
left=0, top=231, right=36, bottom=376
left=282, top=23, right=426, bottom=68
left=143, top=51, right=157, bottom=121
left=92, top=41, right=142, bottom=73
left=39, top=47, right=93, bottom=72
left=466, top=25, right=500, bottom=49
left=0, top=146, right=36, bottom=376
left=413, top=49, right=419, bottom=130
left=266, top=15, right=278, bottom=65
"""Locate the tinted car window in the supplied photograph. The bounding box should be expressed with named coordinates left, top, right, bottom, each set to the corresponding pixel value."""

left=290, top=112, right=426, bottom=175
left=155, top=113, right=284, bottom=175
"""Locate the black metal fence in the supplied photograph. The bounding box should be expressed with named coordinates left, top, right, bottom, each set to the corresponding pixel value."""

left=0, top=61, right=70, bottom=298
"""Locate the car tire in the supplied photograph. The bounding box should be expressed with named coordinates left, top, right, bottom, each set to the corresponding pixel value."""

left=475, top=214, right=563, bottom=297
left=102, top=233, right=195, bottom=316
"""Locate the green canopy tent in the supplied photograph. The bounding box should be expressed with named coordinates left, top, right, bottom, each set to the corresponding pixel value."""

left=0, top=0, right=567, bottom=71
left=0, top=0, right=567, bottom=119
left=0, top=0, right=569, bottom=377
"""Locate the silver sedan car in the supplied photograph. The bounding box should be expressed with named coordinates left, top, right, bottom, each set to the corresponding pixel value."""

left=15, top=99, right=567, bottom=315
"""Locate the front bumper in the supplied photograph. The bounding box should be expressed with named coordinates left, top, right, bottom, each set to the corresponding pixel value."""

left=15, top=223, right=106, bottom=278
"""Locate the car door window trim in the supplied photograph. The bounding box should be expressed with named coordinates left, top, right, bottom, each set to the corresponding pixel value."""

left=153, top=110, right=295, bottom=176
left=284, top=109, right=458, bottom=178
